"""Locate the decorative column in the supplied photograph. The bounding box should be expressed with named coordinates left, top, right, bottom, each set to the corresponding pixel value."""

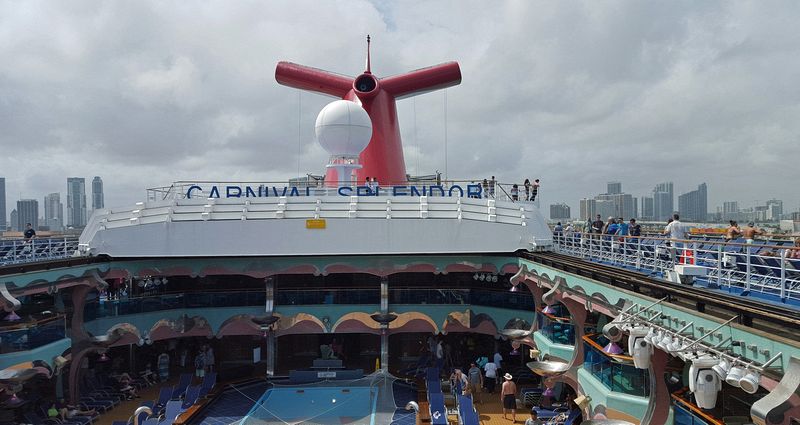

left=371, top=276, right=396, bottom=371
left=261, top=277, right=278, bottom=377
left=643, top=348, right=671, bottom=425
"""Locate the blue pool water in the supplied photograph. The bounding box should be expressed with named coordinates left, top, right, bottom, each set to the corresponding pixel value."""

left=242, top=386, right=377, bottom=424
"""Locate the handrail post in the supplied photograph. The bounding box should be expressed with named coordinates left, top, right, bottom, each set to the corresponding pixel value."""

left=717, top=245, right=723, bottom=288
left=636, top=237, right=642, bottom=270
left=745, top=246, right=751, bottom=293
left=780, top=249, right=787, bottom=300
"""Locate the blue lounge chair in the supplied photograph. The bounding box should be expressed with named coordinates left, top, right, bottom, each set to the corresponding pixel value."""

left=111, top=422, right=129, bottom=425
left=428, top=392, right=447, bottom=425
left=171, top=373, right=192, bottom=399
left=198, top=372, right=217, bottom=398
left=160, top=400, right=183, bottom=425
left=136, top=400, right=155, bottom=424
left=142, top=419, right=160, bottom=425
left=457, top=395, right=479, bottom=425
left=155, top=386, right=173, bottom=411
left=181, top=385, right=201, bottom=410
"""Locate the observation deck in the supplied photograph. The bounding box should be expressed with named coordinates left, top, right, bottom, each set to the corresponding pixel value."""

left=78, top=180, right=552, bottom=258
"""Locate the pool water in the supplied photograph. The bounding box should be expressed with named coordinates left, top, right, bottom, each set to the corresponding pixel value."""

left=242, top=386, right=377, bottom=425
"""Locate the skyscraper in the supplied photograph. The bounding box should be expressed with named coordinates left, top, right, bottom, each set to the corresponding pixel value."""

left=766, top=199, right=783, bottom=221
left=9, top=209, right=18, bottom=232
left=607, top=182, right=622, bottom=195
left=67, top=177, right=87, bottom=228
left=653, top=182, right=674, bottom=221
left=549, top=203, right=571, bottom=220
left=0, top=177, right=5, bottom=230
left=16, top=199, right=38, bottom=230
left=44, top=193, right=64, bottom=231
left=723, top=201, right=739, bottom=221
left=641, top=197, right=654, bottom=221
left=92, top=176, right=104, bottom=210
left=677, top=183, right=708, bottom=222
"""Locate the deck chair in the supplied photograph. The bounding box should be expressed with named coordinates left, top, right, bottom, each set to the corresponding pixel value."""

left=181, top=385, right=201, bottom=410
left=111, top=422, right=129, bottom=425
left=457, top=395, right=479, bottom=425
left=428, top=392, right=448, bottom=425
left=136, top=400, right=155, bottom=424
left=198, top=372, right=217, bottom=398
left=171, top=373, right=192, bottom=399
left=160, top=400, right=183, bottom=425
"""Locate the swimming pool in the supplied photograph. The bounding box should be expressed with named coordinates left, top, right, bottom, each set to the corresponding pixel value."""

left=240, top=386, right=379, bottom=425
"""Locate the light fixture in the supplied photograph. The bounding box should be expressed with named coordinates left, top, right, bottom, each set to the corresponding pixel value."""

left=479, top=274, right=486, bottom=281
left=542, top=305, right=556, bottom=315
left=509, top=285, right=518, bottom=292
left=491, top=275, right=498, bottom=283
left=657, top=334, right=673, bottom=351
left=644, top=328, right=658, bottom=345
left=4, top=311, right=21, bottom=321
left=667, top=338, right=685, bottom=354
left=542, top=387, right=555, bottom=397
left=712, top=359, right=730, bottom=380
left=99, top=352, right=110, bottom=362
left=726, top=364, right=746, bottom=388
left=739, top=370, right=760, bottom=394
left=473, top=273, right=479, bottom=280
left=138, top=280, right=145, bottom=287
left=602, top=342, right=624, bottom=355
left=162, top=277, right=168, bottom=285
left=8, top=393, right=22, bottom=405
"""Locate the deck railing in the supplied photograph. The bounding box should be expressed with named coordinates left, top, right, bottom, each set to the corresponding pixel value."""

left=0, top=237, right=80, bottom=267
left=551, top=231, right=800, bottom=302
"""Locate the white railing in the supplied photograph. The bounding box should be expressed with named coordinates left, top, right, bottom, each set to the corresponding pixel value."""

left=0, top=237, right=80, bottom=267
left=92, top=195, right=532, bottom=229
left=552, top=232, right=800, bottom=302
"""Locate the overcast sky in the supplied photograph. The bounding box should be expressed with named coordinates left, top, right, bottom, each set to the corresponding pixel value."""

left=1, top=1, right=799, bottom=217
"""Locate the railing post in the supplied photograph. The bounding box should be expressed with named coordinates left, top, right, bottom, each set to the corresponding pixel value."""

left=781, top=249, right=787, bottom=300
left=745, top=247, right=751, bottom=294
left=636, top=237, right=642, bottom=270
left=717, top=245, right=723, bottom=288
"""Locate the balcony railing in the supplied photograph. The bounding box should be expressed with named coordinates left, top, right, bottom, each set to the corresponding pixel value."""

left=84, top=288, right=535, bottom=321
left=538, top=309, right=575, bottom=345
left=0, top=315, right=66, bottom=354
left=552, top=231, right=800, bottom=302
left=583, top=333, right=650, bottom=397
left=0, top=237, right=80, bottom=267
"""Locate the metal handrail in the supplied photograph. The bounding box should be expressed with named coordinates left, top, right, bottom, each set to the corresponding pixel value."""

left=0, top=236, right=81, bottom=267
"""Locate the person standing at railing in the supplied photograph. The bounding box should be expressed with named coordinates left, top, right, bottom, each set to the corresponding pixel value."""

left=489, top=176, right=496, bottom=198
left=23, top=223, right=36, bottom=241
left=482, top=179, right=489, bottom=199
left=629, top=219, right=641, bottom=245
left=511, top=184, right=519, bottom=201
left=788, top=239, right=800, bottom=259
left=725, top=220, right=742, bottom=242
left=663, top=214, right=689, bottom=263
left=524, top=179, right=531, bottom=201
left=531, top=179, right=540, bottom=202
left=742, top=222, right=764, bottom=244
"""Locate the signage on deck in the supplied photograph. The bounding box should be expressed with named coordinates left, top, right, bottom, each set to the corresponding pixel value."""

left=185, top=184, right=484, bottom=199
left=306, top=219, right=326, bottom=229
left=317, top=371, right=337, bottom=378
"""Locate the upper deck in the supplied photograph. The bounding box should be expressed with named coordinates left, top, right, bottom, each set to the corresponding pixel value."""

left=77, top=180, right=553, bottom=258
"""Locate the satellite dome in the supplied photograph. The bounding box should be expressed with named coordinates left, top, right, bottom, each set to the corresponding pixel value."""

left=315, top=100, right=373, bottom=157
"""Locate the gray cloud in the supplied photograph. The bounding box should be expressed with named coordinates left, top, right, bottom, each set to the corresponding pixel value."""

left=1, top=0, right=798, bottom=216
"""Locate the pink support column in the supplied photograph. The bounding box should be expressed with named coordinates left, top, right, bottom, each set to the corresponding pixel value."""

left=645, top=348, right=671, bottom=425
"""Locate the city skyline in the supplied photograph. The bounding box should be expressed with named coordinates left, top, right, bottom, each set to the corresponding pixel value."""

left=1, top=3, right=799, bottom=215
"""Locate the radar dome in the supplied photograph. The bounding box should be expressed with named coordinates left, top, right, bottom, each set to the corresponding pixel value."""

left=315, top=100, right=373, bottom=157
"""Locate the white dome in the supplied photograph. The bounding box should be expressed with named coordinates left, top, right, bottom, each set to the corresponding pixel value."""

left=315, top=100, right=373, bottom=157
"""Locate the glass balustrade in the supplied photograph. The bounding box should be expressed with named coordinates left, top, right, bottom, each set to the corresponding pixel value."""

left=0, top=316, right=66, bottom=354
left=85, top=287, right=535, bottom=320
left=583, top=334, right=650, bottom=397
left=538, top=313, right=575, bottom=345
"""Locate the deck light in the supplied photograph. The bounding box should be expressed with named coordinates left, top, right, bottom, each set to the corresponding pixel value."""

left=739, top=370, right=760, bottom=394
left=4, top=311, right=21, bottom=321
left=542, top=305, right=556, bottom=315
left=725, top=364, right=746, bottom=388
left=711, top=359, right=730, bottom=380
left=602, top=342, right=623, bottom=355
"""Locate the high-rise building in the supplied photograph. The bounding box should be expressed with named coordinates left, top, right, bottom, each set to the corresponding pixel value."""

left=722, top=201, right=739, bottom=221
left=0, top=177, right=6, bottom=230
left=607, top=182, right=622, bottom=195
left=579, top=198, right=596, bottom=221
left=9, top=209, right=18, bottom=232
left=16, top=199, right=38, bottom=230
left=67, top=177, right=87, bottom=228
left=596, top=200, right=616, bottom=221
left=653, top=182, right=674, bottom=221
left=549, top=203, right=571, bottom=220
left=597, top=193, right=637, bottom=220
left=92, top=176, right=104, bottom=211
left=44, top=193, right=64, bottom=231
left=766, top=199, right=783, bottom=221
left=641, top=196, right=654, bottom=221
left=678, top=183, right=708, bottom=222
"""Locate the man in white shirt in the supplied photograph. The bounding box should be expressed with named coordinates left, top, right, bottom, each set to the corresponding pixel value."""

left=493, top=351, right=503, bottom=387
left=435, top=340, right=444, bottom=371
left=483, top=360, right=498, bottom=394
left=663, top=214, right=688, bottom=262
